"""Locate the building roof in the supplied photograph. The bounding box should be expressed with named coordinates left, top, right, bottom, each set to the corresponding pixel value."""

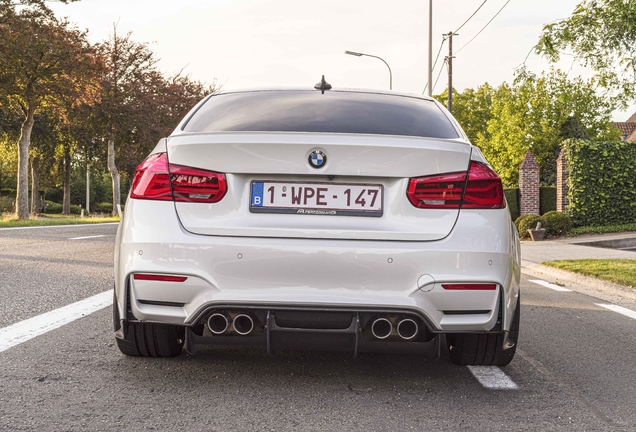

left=613, top=121, right=636, bottom=141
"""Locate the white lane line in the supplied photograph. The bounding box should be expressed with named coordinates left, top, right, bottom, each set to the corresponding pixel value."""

left=0, top=291, right=112, bottom=354
left=596, top=304, right=636, bottom=320
left=69, top=235, right=107, bottom=240
left=529, top=279, right=572, bottom=292
left=0, top=222, right=119, bottom=231
left=468, top=366, right=518, bottom=390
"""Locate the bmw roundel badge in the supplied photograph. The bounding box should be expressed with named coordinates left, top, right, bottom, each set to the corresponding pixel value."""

left=308, top=150, right=327, bottom=169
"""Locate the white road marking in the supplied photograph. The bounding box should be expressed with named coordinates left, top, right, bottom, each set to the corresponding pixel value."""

left=596, top=304, right=636, bottom=320
left=468, top=366, right=519, bottom=390
left=0, top=222, right=119, bottom=231
left=529, top=279, right=572, bottom=292
left=68, top=235, right=107, bottom=240
left=0, top=291, right=112, bottom=354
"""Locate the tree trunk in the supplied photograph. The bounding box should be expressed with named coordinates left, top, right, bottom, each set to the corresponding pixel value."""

left=107, top=135, right=121, bottom=216
left=63, top=146, right=71, bottom=215
left=31, top=156, right=40, bottom=215
left=15, top=105, right=35, bottom=219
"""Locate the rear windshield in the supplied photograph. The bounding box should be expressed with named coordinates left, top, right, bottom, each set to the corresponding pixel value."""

left=181, top=90, right=460, bottom=139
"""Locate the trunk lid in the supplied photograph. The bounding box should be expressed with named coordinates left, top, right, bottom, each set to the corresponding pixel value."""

left=167, top=132, right=471, bottom=241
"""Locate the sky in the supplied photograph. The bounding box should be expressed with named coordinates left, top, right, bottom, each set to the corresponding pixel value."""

left=48, top=0, right=634, bottom=121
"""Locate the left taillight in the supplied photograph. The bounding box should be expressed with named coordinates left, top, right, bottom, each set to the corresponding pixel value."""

left=407, top=161, right=504, bottom=209
left=130, top=153, right=227, bottom=203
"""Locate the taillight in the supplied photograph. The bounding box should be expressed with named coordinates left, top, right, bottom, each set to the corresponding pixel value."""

left=407, top=161, right=504, bottom=209
left=130, top=153, right=227, bottom=203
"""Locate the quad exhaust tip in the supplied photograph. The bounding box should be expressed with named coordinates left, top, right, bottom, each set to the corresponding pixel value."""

left=397, top=319, right=419, bottom=340
left=371, top=318, right=392, bottom=339
left=207, top=313, right=229, bottom=335
left=233, top=314, right=254, bottom=336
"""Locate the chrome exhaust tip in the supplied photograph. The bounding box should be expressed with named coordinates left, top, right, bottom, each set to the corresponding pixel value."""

left=371, top=318, right=392, bottom=340
left=397, top=319, right=419, bottom=340
left=233, top=314, right=254, bottom=336
left=207, top=313, right=229, bottom=335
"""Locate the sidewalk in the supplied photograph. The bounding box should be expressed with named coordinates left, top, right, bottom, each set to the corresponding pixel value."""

left=520, top=231, right=636, bottom=301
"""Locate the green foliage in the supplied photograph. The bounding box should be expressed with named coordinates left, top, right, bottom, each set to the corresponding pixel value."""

left=571, top=222, right=636, bottom=236
left=540, top=187, right=556, bottom=215
left=543, top=260, right=636, bottom=288
left=566, top=140, right=636, bottom=226
left=538, top=0, right=636, bottom=105
left=93, top=202, right=113, bottom=213
left=0, top=195, right=13, bottom=212
left=542, top=211, right=572, bottom=236
left=514, top=214, right=546, bottom=239
left=477, top=69, right=619, bottom=186
left=504, top=188, right=519, bottom=220
left=44, top=200, right=62, bottom=213
left=434, top=84, right=495, bottom=144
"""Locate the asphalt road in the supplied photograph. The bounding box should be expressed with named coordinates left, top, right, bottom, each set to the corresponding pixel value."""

left=1, top=224, right=635, bottom=431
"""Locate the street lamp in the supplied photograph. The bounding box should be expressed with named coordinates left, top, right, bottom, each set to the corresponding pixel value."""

left=344, top=50, right=392, bottom=90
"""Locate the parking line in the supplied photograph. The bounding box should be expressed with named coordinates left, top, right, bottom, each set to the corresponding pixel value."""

left=0, top=291, right=112, bottom=354
left=529, top=279, right=572, bottom=292
left=69, top=235, right=107, bottom=240
left=468, top=366, right=518, bottom=390
left=596, top=304, right=636, bottom=320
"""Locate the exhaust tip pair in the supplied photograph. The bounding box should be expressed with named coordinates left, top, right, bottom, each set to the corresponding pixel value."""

left=207, top=313, right=254, bottom=336
left=371, top=318, right=419, bottom=340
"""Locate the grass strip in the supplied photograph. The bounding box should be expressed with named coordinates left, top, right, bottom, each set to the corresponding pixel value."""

left=0, top=216, right=120, bottom=228
left=543, top=259, right=636, bottom=288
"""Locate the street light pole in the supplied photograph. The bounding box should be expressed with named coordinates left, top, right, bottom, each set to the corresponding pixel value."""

left=344, top=50, right=392, bottom=90
left=427, top=0, right=433, bottom=97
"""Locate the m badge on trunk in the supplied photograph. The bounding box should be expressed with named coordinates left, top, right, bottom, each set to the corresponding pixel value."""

left=309, top=150, right=327, bottom=169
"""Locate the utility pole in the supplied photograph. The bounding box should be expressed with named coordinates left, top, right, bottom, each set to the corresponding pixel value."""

left=446, top=31, right=455, bottom=113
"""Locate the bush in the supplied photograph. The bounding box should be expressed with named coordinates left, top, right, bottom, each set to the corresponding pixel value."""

left=542, top=211, right=572, bottom=236
left=1, top=196, right=14, bottom=213
left=540, top=187, right=556, bottom=215
left=504, top=188, right=519, bottom=220
left=94, top=202, right=113, bottom=213
left=514, top=214, right=546, bottom=239
left=44, top=201, right=82, bottom=215
left=44, top=200, right=62, bottom=214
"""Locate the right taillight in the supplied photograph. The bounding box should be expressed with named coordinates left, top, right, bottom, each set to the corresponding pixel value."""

left=130, top=153, right=227, bottom=203
left=407, top=161, right=504, bottom=209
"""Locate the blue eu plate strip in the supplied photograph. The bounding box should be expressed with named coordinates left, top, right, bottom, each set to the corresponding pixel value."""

left=251, top=182, right=264, bottom=206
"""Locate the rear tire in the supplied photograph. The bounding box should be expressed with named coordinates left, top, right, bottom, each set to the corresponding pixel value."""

left=116, top=322, right=185, bottom=357
left=446, top=295, right=520, bottom=366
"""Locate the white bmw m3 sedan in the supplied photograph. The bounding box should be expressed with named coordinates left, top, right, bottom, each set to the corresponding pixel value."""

left=113, top=80, right=521, bottom=365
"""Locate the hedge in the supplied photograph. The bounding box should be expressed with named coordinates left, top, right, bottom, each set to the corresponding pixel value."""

left=504, top=187, right=555, bottom=220
left=566, top=140, right=636, bottom=226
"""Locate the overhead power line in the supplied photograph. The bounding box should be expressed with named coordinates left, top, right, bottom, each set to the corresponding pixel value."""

left=454, top=0, right=488, bottom=33
left=422, top=38, right=447, bottom=94
left=456, top=0, right=512, bottom=54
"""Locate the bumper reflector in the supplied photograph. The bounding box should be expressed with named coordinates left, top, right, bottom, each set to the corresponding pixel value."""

left=133, top=274, right=188, bottom=282
left=442, top=283, right=497, bottom=290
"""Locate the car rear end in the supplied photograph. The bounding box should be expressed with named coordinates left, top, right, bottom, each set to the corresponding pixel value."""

left=114, top=88, right=520, bottom=364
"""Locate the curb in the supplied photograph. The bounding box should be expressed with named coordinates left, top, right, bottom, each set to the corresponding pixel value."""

left=521, top=260, right=636, bottom=302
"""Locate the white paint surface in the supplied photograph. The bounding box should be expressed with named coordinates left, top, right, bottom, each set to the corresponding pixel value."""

left=69, top=235, right=107, bottom=240
left=529, top=279, right=572, bottom=292
left=468, top=366, right=519, bottom=390
left=596, top=304, right=636, bottom=320
left=0, top=291, right=112, bottom=354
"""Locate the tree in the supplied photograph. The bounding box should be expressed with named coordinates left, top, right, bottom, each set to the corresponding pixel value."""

left=94, top=27, right=161, bottom=215
left=538, top=0, right=636, bottom=104
left=0, top=3, right=95, bottom=218
left=481, top=69, right=619, bottom=186
left=434, top=84, right=495, bottom=145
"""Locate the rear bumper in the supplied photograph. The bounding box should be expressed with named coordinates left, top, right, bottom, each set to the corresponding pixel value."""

left=115, top=199, right=520, bottom=335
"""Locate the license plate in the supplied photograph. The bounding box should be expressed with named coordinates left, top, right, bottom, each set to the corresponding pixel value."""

left=250, top=181, right=383, bottom=217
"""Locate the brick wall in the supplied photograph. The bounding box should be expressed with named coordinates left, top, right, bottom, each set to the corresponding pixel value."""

left=519, top=151, right=540, bottom=215
left=556, top=147, right=569, bottom=212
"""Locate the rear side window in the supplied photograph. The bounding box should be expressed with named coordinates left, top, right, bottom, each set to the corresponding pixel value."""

left=182, top=90, right=460, bottom=139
